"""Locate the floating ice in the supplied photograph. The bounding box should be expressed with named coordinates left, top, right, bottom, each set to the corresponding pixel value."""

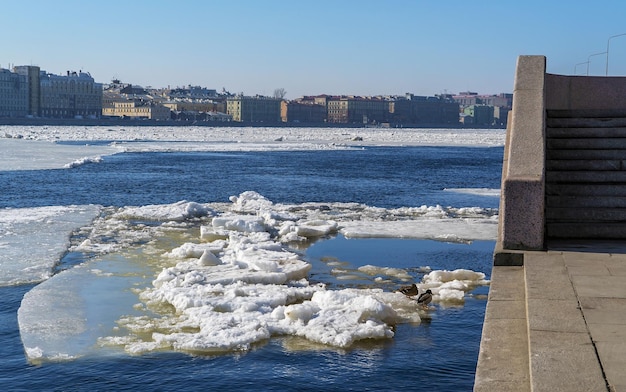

left=444, top=187, right=501, bottom=197
left=1, top=125, right=505, bottom=152
left=0, top=205, right=101, bottom=286
left=63, top=156, right=103, bottom=168
left=0, top=138, right=120, bottom=171
left=113, top=201, right=214, bottom=222
left=419, top=269, right=490, bottom=304
left=1, top=125, right=505, bottom=171
left=17, top=192, right=493, bottom=361
left=18, top=251, right=157, bottom=362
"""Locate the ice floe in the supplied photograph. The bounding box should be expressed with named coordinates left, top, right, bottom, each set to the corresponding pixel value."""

left=17, top=191, right=492, bottom=361
left=0, top=205, right=101, bottom=286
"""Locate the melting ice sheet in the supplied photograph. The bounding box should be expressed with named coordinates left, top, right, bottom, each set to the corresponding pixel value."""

left=17, top=192, right=493, bottom=362
left=0, top=138, right=120, bottom=171
left=0, top=205, right=101, bottom=286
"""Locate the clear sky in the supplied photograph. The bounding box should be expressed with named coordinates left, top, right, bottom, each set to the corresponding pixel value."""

left=2, top=0, right=626, bottom=99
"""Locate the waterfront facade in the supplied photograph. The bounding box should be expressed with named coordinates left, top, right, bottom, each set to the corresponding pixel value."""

left=13, top=65, right=40, bottom=116
left=327, top=96, right=390, bottom=124
left=281, top=98, right=327, bottom=123
left=0, top=68, right=28, bottom=117
left=102, top=100, right=171, bottom=120
left=462, top=105, right=495, bottom=126
left=0, top=62, right=513, bottom=127
left=390, top=94, right=459, bottom=125
left=39, top=71, right=102, bottom=118
left=162, top=100, right=225, bottom=113
left=227, top=95, right=282, bottom=123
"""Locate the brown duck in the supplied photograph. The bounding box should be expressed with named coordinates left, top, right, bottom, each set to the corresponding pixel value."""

left=417, top=289, right=433, bottom=306
left=396, top=283, right=418, bottom=297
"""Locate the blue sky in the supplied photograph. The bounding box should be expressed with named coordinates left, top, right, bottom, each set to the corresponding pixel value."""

left=2, top=0, right=626, bottom=99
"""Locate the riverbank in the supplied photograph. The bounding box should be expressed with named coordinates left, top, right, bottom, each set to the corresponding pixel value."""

left=0, top=117, right=505, bottom=130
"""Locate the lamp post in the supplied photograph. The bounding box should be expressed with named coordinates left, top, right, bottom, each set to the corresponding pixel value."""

left=587, top=51, right=607, bottom=75
left=575, top=62, right=588, bottom=75
left=606, top=33, right=626, bottom=76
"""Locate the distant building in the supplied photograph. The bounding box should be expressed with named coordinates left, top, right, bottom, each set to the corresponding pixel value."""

left=453, top=92, right=512, bottom=127
left=327, top=96, right=390, bottom=124
left=13, top=65, right=40, bottom=116
left=167, top=85, right=218, bottom=100
left=463, top=105, right=494, bottom=126
left=494, top=106, right=510, bottom=127
left=389, top=94, right=459, bottom=125
left=281, top=97, right=327, bottom=123
left=226, top=95, right=282, bottom=123
left=102, top=99, right=170, bottom=120
left=172, top=110, right=232, bottom=122
left=119, top=84, right=148, bottom=95
left=162, top=100, right=225, bottom=113
left=0, top=68, right=28, bottom=117
left=39, top=70, right=102, bottom=118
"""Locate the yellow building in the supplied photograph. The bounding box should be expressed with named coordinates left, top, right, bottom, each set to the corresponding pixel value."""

left=227, top=95, right=282, bottom=123
left=102, top=100, right=170, bottom=120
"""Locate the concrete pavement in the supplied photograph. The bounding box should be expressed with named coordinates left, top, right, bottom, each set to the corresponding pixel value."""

left=474, top=248, right=626, bottom=392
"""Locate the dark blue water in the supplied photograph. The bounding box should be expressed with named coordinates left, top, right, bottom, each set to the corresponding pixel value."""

left=0, top=146, right=502, bottom=391
left=0, top=146, right=503, bottom=209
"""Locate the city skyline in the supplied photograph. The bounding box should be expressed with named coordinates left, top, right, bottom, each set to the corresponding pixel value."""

left=3, top=0, right=626, bottom=99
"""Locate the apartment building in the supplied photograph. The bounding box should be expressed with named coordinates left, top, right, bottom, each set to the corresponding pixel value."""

left=162, top=100, right=225, bottom=113
left=102, top=100, right=171, bottom=120
left=453, top=91, right=512, bottom=127
left=462, top=104, right=494, bottom=126
left=13, top=65, right=40, bottom=116
left=39, top=70, right=102, bottom=118
left=389, top=94, right=459, bottom=125
left=0, top=68, right=28, bottom=117
left=226, top=95, right=281, bottom=123
left=327, top=96, right=390, bottom=124
left=280, top=98, right=327, bottom=123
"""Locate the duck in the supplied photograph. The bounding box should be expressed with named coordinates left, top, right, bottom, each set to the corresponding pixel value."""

left=396, top=283, right=418, bottom=297
left=417, top=289, right=433, bottom=306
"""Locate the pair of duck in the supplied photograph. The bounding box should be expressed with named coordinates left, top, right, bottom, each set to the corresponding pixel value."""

left=396, top=283, right=432, bottom=306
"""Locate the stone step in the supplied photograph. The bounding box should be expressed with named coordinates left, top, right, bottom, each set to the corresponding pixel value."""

left=547, top=137, right=626, bottom=149
left=546, top=170, right=626, bottom=183
left=547, top=126, right=626, bottom=138
left=545, top=111, right=626, bottom=243
left=546, top=159, right=624, bottom=171
left=547, top=116, right=626, bottom=128
left=547, top=109, right=626, bottom=118
left=546, top=222, right=626, bottom=238
left=546, top=183, right=626, bottom=196
left=473, top=266, right=529, bottom=391
left=546, top=195, right=626, bottom=208
left=546, top=207, right=626, bottom=222
left=547, top=149, right=626, bottom=160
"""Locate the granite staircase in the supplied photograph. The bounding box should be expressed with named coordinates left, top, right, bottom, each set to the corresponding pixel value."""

left=545, top=109, right=626, bottom=244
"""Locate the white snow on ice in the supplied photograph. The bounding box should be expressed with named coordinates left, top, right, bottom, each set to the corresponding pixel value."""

left=17, top=192, right=493, bottom=361
left=1, top=125, right=504, bottom=171
left=0, top=205, right=101, bottom=286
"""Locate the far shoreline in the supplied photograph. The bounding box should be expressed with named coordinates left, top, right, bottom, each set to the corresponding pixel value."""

left=0, top=117, right=505, bottom=130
